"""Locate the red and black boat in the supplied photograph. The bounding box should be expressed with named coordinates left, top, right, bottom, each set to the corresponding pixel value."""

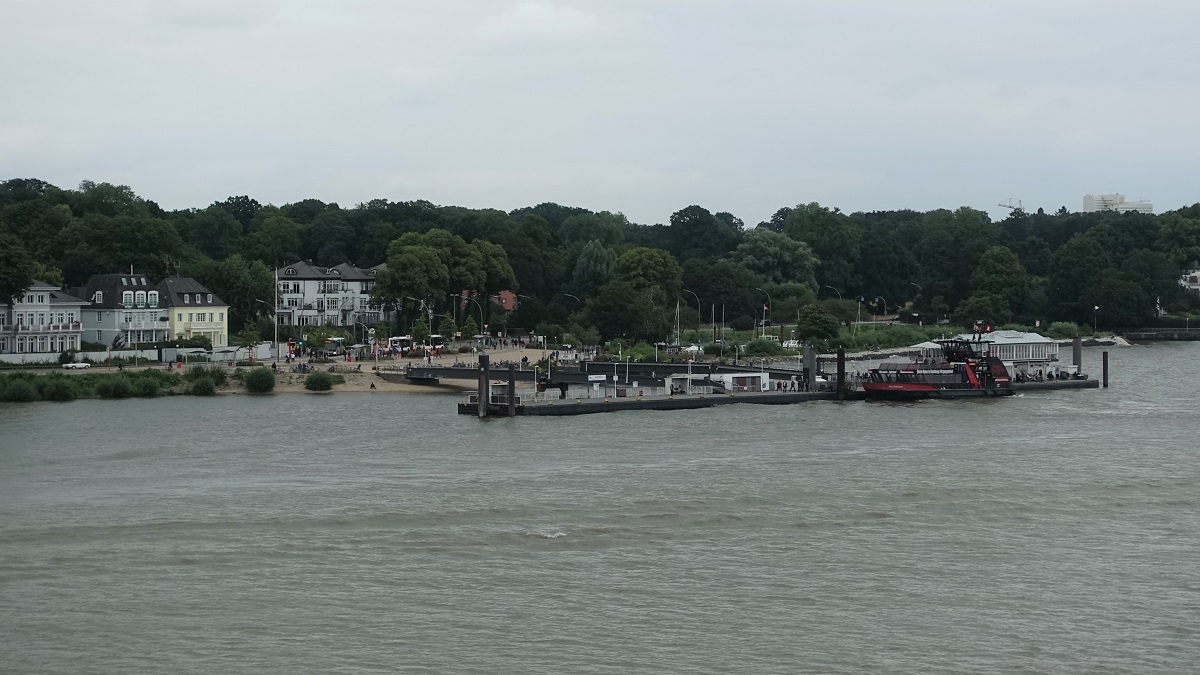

left=862, top=338, right=1013, bottom=400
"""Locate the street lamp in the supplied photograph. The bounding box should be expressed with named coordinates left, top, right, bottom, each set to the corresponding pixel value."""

left=255, top=298, right=278, bottom=360
left=822, top=285, right=842, bottom=301
left=1094, top=305, right=1100, bottom=335
left=753, top=284, right=772, bottom=324
left=683, top=289, right=701, bottom=333
left=465, top=296, right=486, bottom=337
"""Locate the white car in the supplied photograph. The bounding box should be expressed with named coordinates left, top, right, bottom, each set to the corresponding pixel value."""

left=61, top=362, right=91, bottom=369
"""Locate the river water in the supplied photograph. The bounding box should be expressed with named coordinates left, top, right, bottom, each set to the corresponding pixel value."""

left=2, top=345, right=1197, bottom=673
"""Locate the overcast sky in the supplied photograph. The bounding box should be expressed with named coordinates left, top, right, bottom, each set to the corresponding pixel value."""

left=2, top=0, right=1197, bottom=226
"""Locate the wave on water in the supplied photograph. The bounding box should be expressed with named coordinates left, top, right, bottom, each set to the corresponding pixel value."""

left=525, top=530, right=567, bottom=539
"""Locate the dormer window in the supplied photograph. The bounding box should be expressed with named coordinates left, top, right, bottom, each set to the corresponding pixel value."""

left=122, top=290, right=134, bottom=307
left=134, top=290, right=146, bottom=308
left=184, top=294, right=190, bottom=304
left=148, top=291, right=158, bottom=308
left=121, top=278, right=128, bottom=286
left=207, top=294, right=212, bottom=303
left=92, top=291, right=102, bottom=304
left=195, top=294, right=202, bottom=303
left=285, top=267, right=297, bottom=275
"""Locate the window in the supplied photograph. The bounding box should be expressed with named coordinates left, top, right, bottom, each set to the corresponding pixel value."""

left=148, top=291, right=158, bottom=308
left=125, top=313, right=132, bottom=324
left=218, top=312, right=224, bottom=322
left=121, top=278, right=128, bottom=286
left=122, top=291, right=134, bottom=307
left=135, top=291, right=146, bottom=308
left=207, top=294, right=212, bottom=303
left=184, top=294, right=189, bottom=304
left=195, top=294, right=201, bottom=304
left=93, top=291, right=102, bottom=304
left=38, top=294, right=46, bottom=303
left=57, top=312, right=64, bottom=324
left=38, top=312, right=45, bottom=325
left=17, top=337, right=24, bottom=353
left=188, top=313, right=194, bottom=322
left=285, top=267, right=297, bottom=275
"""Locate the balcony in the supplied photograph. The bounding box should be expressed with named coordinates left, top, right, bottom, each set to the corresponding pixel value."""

left=8, top=322, right=83, bottom=333
left=184, top=322, right=224, bottom=330
left=121, top=321, right=166, bottom=330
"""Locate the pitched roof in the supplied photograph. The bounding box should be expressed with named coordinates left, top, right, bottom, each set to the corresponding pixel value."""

left=76, top=273, right=158, bottom=309
left=155, top=277, right=226, bottom=308
left=276, top=260, right=378, bottom=281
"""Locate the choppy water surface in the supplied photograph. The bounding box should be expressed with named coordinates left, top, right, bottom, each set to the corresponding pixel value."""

left=2, top=345, right=1198, bottom=673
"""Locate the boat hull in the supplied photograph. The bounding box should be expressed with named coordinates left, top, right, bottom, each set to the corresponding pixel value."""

left=862, top=384, right=1014, bottom=400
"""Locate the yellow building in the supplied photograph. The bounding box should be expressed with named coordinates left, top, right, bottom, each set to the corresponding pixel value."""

left=156, top=277, right=229, bottom=347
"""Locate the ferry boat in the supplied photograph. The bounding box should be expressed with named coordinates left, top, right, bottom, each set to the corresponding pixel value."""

left=862, top=338, right=1013, bottom=400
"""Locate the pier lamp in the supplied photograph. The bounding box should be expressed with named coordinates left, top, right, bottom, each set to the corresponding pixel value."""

left=1093, top=305, right=1100, bottom=335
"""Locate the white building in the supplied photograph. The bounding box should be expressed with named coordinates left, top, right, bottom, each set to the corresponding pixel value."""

left=74, top=273, right=171, bottom=348
left=1083, top=193, right=1153, bottom=214
left=1181, top=270, right=1200, bottom=293
left=0, top=280, right=86, bottom=355
left=915, top=330, right=1068, bottom=378
left=275, top=261, right=385, bottom=328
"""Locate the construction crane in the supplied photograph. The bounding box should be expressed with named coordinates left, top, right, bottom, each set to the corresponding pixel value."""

left=998, top=198, right=1023, bottom=212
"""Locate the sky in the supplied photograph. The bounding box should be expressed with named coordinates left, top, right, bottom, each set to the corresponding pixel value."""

left=2, top=0, right=1198, bottom=226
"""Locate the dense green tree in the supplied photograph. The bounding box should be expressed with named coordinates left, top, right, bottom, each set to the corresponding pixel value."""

left=1085, top=272, right=1152, bottom=327
left=611, top=247, right=682, bottom=306
left=0, top=233, right=36, bottom=309
left=784, top=202, right=862, bottom=292
left=795, top=304, right=840, bottom=341
left=969, top=245, right=1031, bottom=318
left=570, top=240, right=615, bottom=296
left=1048, top=233, right=1112, bottom=319
left=732, top=228, right=819, bottom=289
left=244, top=214, right=303, bottom=266
left=374, top=245, right=450, bottom=308
left=668, top=205, right=742, bottom=261
left=955, top=292, right=1013, bottom=325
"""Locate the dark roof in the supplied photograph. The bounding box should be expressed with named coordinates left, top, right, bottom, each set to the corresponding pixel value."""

left=76, top=273, right=158, bottom=309
left=155, top=277, right=226, bottom=308
left=276, top=260, right=377, bottom=281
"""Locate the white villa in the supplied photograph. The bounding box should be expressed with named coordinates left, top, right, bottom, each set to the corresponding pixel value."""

left=275, top=261, right=386, bottom=328
left=0, top=280, right=86, bottom=356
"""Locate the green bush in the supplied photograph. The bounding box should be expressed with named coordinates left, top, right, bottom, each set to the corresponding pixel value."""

left=95, top=376, right=134, bottom=399
left=132, top=378, right=161, bottom=398
left=304, top=371, right=335, bottom=391
left=244, top=367, right=276, bottom=393
left=1045, top=322, right=1081, bottom=339
left=189, top=377, right=217, bottom=396
left=742, top=339, right=785, bottom=357
left=37, top=375, right=79, bottom=402
left=185, top=365, right=227, bottom=386
left=0, top=378, right=37, bottom=402
left=58, top=350, right=79, bottom=365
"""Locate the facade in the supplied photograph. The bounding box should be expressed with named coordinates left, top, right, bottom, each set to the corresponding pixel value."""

left=275, top=261, right=385, bottom=328
left=1180, top=270, right=1200, bottom=293
left=156, top=277, right=230, bottom=347
left=0, top=280, right=86, bottom=355
left=74, top=273, right=171, bottom=348
left=1082, top=193, right=1153, bottom=214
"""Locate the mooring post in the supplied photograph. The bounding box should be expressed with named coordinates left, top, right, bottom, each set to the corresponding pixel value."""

left=1072, top=336, right=1082, bottom=373
left=803, top=345, right=816, bottom=392
left=507, top=364, right=517, bottom=416
left=836, top=346, right=846, bottom=400
left=477, top=353, right=490, bottom=418
left=1102, top=350, right=1109, bottom=388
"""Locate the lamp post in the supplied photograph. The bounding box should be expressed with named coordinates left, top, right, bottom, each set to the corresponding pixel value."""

left=255, top=298, right=277, bottom=360
left=683, top=289, right=701, bottom=335
left=823, top=285, right=842, bottom=301
left=755, top=287, right=772, bottom=338
left=1094, top=305, right=1100, bottom=335
left=465, top=296, right=486, bottom=339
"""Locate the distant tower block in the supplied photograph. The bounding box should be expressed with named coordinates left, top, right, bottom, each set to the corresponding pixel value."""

left=1083, top=193, right=1153, bottom=214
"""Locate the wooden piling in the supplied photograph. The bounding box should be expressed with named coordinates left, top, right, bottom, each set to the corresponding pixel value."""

left=1102, top=350, right=1109, bottom=388
left=836, top=346, right=846, bottom=400
left=1072, top=336, right=1082, bottom=372
left=477, top=353, right=489, bottom=418
left=507, top=364, right=517, bottom=416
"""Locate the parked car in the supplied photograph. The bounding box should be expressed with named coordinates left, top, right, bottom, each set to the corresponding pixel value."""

left=62, top=362, right=91, bottom=370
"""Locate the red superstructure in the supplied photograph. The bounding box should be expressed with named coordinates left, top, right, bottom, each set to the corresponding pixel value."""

left=862, top=338, right=1013, bottom=400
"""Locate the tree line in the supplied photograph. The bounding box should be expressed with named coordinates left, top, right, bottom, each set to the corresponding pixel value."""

left=2, top=177, right=1198, bottom=346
